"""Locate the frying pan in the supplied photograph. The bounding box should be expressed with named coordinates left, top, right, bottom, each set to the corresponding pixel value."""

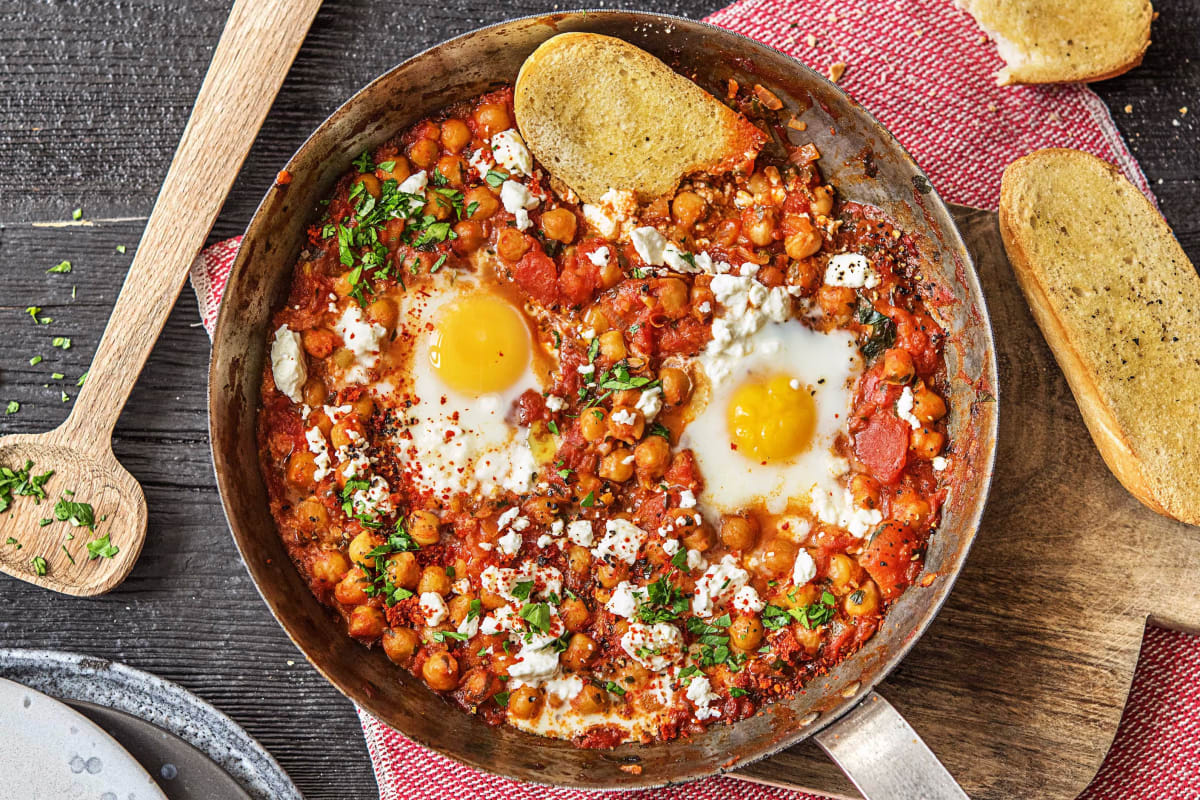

left=209, top=11, right=998, bottom=797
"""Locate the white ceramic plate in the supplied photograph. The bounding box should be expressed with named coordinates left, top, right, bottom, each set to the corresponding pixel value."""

left=0, top=676, right=168, bottom=800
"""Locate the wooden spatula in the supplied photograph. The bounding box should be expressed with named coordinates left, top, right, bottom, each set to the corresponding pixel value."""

left=0, top=0, right=323, bottom=596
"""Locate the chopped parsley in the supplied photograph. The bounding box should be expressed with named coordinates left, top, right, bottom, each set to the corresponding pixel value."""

left=687, top=614, right=735, bottom=667
left=5, top=401, right=18, bottom=415
left=670, top=549, right=690, bottom=572
left=518, top=602, right=552, bottom=634
left=71, top=208, right=82, bottom=221
left=604, top=680, right=627, bottom=696
left=484, top=169, right=508, bottom=188
left=857, top=297, right=896, bottom=360
left=29, top=356, right=42, bottom=366
left=729, top=687, right=749, bottom=697
left=52, top=337, right=71, bottom=350
left=0, top=461, right=54, bottom=513
left=432, top=630, right=469, bottom=643
left=53, top=493, right=95, bottom=529
left=761, top=591, right=838, bottom=631
left=636, top=577, right=689, bottom=623
left=511, top=579, right=535, bottom=601
left=493, top=691, right=511, bottom=707
left=352, top=151, right=375, bottom=172
left=86, top=533, right=119, bottom=560
left=47, top=260, right=72, bottom=274
left=31, top=556, right=47, bottom=575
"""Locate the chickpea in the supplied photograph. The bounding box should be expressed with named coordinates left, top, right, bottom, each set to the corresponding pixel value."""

left=440, top=118, right=471, bottom=153
left=912, top=383, right=948, bottom=423
left=419, top=121, right=441, bottom=141
left=335, top=569, right=369, bottom=605
left=598, top=260, right=623, bottom=289
left=286, top=451, right=318, bottom=491
left=351, top=396, right=375, bottom=420
left=302, top=327, right=336, bottom=359
left=573, top=472, right=601, bottom=504
left=308, top=409, right=333, bottom=440
left=787, top=257, right=821, bottom=292
left=508, top=685, right=545, bottom=719
left=540, top=207, right=577, bottom=243
left=458, top=667, right=493, bottom=703
left=730, top=615, right=765, bottom=651
left=348, top=532, right=382, bottom=568
left=882, top=348, right=915, bottom=385
left=672, top=190, right=706, bottom=227
left=599, top=448, right=635, bottom=483
left=348, top=604, right=386, bottom=639
left=818, top=285, right=857, bottom=324
left=409, top=510, right=441, bottom=546
left=384, top=551, right=420, bottom=590
left=496, top=227, right=530, bottom=261
left=408, top=138, right=440, bottom=170
left=378, top=156, right=410, bottom=183
left=330, top=416, right=364, bottom=448
left=423, top=192, right=453, bottom=221
left=418, top=565, right=451, bottom=596
left=634, top=436, right=671, bottom=480
left=657, top=278, right=689, bottom=316
left=558, top=596, right=590, bottom=632
left=583, top=305, right=611, bottom=334
left=473, top=103, right=511, bottom=138
left=659, top=366, right=692, bottom=405
left=827, top=553, right=858, bottom=594
left=891, top=486, right=931, bottom=527
left=682, top=522, right=717, bottom=553
left=745, top=209, right=777, bottom=247
left=447, top=593, right=475, bottom=625
left=596, top=560, right=628, bottom=588
left=794, top=625, right=823, bottom=656
left=364, top=298, right=399, bottom=336
left=851, top=474, right=882, bottom=510
left=784, top=215, right=823, bottom=260
left=422, top=651, right=460, bottom=692
left=522, top=497, right=560, bottom=526
left=382, top=627, right=420, bottom=666
left=778, top=582, right=819, bottom=609
left=453, top=220, right=484, bottom=254
left=911, top=426, right=945, bottom=460
left=295, top=497, right=329, bottom=533
left=311, top=549, right=349, bottom=584
left=567, top=545, right=591, bottom=574
left=606, top=406, right=645, bottom=444
left=811, top=185, right=835, bottom=216
left=760, top=536, right=798, bottom=576
left=598, top=330, right=626, bottom=362
left=332, top=272, right=356, bottom=297
left=845, top=580, right=881, bottom=617
left=480, top=590, right=508, bottom=610
left=302, top=378, right=327, bottom=407
left=691, top=284, right=716, bottom=319
left=580, top=407, right=608, bottom=442
left=465, top=186, right=499, bottom=219
left=572, top=683, right=610, bottom=714
left=562, top=633, right=598, bottom=671
left=353, top=172, right=381, bottom=199
left=720, top=515, right=759, bottom=550
left=435, top=154, right=465, bottom=187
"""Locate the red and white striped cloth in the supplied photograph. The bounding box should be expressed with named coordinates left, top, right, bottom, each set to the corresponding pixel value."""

left=191, top=1, right=1196, bottom=797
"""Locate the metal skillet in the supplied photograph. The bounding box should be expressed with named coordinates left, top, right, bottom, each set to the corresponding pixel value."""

left=208, top=11, right=998, bottom=798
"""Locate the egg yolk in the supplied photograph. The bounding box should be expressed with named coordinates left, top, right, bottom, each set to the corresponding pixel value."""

left=429, top=293, right=530, bottom=395
left=727, top=374, right=816, bottom=462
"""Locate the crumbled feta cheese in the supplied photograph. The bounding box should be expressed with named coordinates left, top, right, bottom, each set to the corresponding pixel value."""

left=631, top=226, right=668, bottom=266
left=457, top=613, right=480, bottom=639
left=480, top=563, right=562, bottom=602
left=500, top=179, right=539, bottom=231
left=810, top=485, right=884, bottom=538
left=497, top=507, right=521, bottom=529
left=606, top=581, right=644, bottom=618
left=635, top=387, right=662, bottom=422
left=566, top=520, right=594, bottom=547
left=497, top=528, right=523, bottom=556
left=508, top=636, right=561, bottom=682
left=350, top=475, right=393, bottom=519
left=661, top=538, right=681, bottom=556
left=305, top=427, right=330, bottom=482
left=536, top=533, right=557, bottom=549
left=544, top=394, right=566, bottom=412
left=490, top=129, right=532, bottom=176
left=896, top=386, right=921, bottom=429
left=398, top=170, right=428, bottom=196
left=591, top=518, right=647, bottom=565
left=419, top=592, right=448, bottom=626
left=577, top=363, right=595, bottom=376
left=542, top=674, right=585, bottom=703
left=270, top=325, right=307, bottom=403
left=699, top=274, right=795, bottom=387
left=686, top=549, right=706, bottom=572
left=334, top=305, right=386, bottom=381
left=686, top=675, right=722, bottom=720
left=732, top=585, right=765, bottom=614
left=678, top=489, right=697, bottom=508
left=585, top=246, right=611, bottom=267
left=932, top=456, right=948, bottom=472
left=582, top=204, right=619, bottom=238
left=693, top=554, right=751, bottom=616
left=467, top=149, right=493, bottom=181
left=824, top=252, right=880, bottom=289
left=620, top=622, right=684, bottom=671
left=610, top=408, right=637, bottom=426
left=662, top=243, right=714, bottom=274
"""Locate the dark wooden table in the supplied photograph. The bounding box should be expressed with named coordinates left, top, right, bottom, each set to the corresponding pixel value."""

left=1, top=2, right=1196, bottom=797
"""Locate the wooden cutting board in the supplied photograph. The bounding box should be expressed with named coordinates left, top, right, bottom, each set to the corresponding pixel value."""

left=734, top=205, right=1200, bottom=799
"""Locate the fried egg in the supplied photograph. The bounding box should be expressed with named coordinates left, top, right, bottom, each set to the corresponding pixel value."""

left=681, top=268, right=863, bottom=517
left=390, top=276, right=550, bottom=501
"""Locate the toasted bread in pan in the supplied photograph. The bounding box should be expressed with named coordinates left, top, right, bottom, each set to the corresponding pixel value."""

left=959, top=0, right=1152, bottom=85
left=999, top=148, right=1200, bottom=525
left=514, top=32, right=765, bottom=203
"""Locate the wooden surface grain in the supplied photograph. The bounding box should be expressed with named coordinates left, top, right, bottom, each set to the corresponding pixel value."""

left=0, top=2, right=1197, bottom=798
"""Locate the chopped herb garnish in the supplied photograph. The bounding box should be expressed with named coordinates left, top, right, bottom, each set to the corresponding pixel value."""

left=5, top=401, right=18, bottom=415
left=25, top=307, right=42, bottom=323
left=52, top=337, right=71, bottom=350
left=352, top=151, right=375, bottom=172
left=857, top=297, right=896, bottom=360
left=116, top=245, right=127, bottom=254
left=71, top=208, right=82, bottom=221
left=670, top=548, right=690, bottom=572
left=430, top=253, right=448, bottom=273
left=580, top=491, right=596, bottom=508
left=47, top=260, right=72, bottom=274
left=637, top=577, right=689, bottom=623
left=518, top=602, right=552, bottom=634
left=648, top=422, right=671, bottom=440
left=604, top=680, right=627, bottom=696
left=76, top=371, right=88, bottom=387
left=29, top=356, right=42, bottom=366
left=493, top=691, right=511, bottom=707
left=730, top=687, right=749, bottom=697
left=484, top=169, right=509, bottom=188
left=547, top=420, right=559, bottom=435
left=31, top=556, right=47, bottom=575
left=54, top=495, right=95, bottom=529
left=0, top=461, right=54, bottom=513
left=51, top=372, right=64, bottom=380
left=432, top=630, right=469, bottom=643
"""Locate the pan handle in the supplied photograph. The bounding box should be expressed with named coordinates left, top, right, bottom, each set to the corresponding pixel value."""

left=814, top=691, right=970, bottom=800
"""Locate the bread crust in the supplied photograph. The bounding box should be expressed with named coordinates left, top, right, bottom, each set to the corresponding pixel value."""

left=999, top=148, right=1197, bottom=525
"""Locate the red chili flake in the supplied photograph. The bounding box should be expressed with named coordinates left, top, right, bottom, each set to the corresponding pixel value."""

left=276, top=169, right=292, bottom=185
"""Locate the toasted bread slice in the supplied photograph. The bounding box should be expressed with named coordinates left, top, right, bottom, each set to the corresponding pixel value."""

left=1000, top=149, right=1200, bottom=525
left=958, top=0, right=1152, bottom=84
left=514, top=33, right=765, bottom=204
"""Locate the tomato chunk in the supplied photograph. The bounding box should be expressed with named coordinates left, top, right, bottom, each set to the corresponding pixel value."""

left=860, top=520, right=921, bottom=600
left=853, top=410, right=909, bottom=484
left=514, top=251, right=558, bottom=306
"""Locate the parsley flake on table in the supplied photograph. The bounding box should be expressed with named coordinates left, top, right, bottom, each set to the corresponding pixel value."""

left=52, top=337, right=71, bottom=350
left=47, top=260, right=72, bottom=274
left=29, top=355, right=42, bottom=366
left=71, top=208, right=82, bottom=221
left=5, top=401, right=18, bottom=415
left=116, top=245, right=126, bottom=254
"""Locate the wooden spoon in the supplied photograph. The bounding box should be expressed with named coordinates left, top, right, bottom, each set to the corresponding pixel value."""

left=0, top=0, right=323, bottom=596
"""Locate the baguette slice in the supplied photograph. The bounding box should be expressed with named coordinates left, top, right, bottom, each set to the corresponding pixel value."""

left=1000, top=148, right=1200, bottom=525
left=958, top=0, right=1152, bottom=85
left=514, top=33, right=765, bottom=204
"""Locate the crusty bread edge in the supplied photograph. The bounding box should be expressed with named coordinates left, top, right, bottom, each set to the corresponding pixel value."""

left=998, top=148, right=1194, bottom=524
left=994, top=2, right=1153, bottom=85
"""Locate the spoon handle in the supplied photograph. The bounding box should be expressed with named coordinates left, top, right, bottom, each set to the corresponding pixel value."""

left=60, top=0, right=322, bottom=445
